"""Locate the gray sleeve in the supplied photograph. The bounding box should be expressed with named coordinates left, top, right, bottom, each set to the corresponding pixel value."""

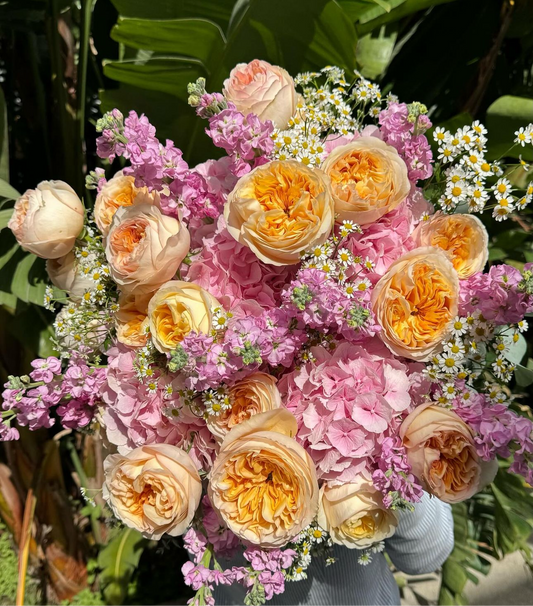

left=384, top=491, right=454, bottom=575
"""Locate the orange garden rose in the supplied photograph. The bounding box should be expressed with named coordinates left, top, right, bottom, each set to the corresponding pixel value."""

left=208, top=409, right=319, bottom=548
left=115, top=293, right=151, bottom=347
left=206, top=372, right=282, bottom=441
left=94, top=171, right=159, bottom=236
left=105, top=204, right=190, bottom=295
left=223, top=60, right=297, bottom=129
left=103, top=444, right=202, bottom=539
left=371, top=247, right=459, bottom=361
left=412, top=213, right=488, bottom=279
left=224, top=160, right=334, bottom=265
left=318, top=474, right=398, bottom=548
left=321, top=137, right=410, bottom=225
left=400, top=404, right=498, bottom=503
left=147, top=280, right=221, bottom=353
left=9, top=180, right=85, bottom=259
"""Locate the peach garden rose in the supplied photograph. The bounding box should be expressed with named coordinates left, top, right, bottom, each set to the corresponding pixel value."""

left=412, top=212, right=489, bottom=279
left=223, top=59, right=297, bottom=129
left=105, top=204, right=190, bottom=295
left=103, top=444, right=202, bottom=540
left=94, top=171, right=160, bottom=236
left=8, top=180, right=85, bottom=259
left=208, top=409, right=319, bottom=548
left=224, top=160, right=334, bottom=265
left=321, top=137, right=410, bottom=226
left=318, top=474, right=398, bottom=548
left=147, top=280, right=221, bottom=353
left=400, top=404, right=498, bottom=503
left=206, top=372, right=282, bottom=441
left=115, top=292, right=152, bottom=348
left=371, top=247, right=459, bottom=361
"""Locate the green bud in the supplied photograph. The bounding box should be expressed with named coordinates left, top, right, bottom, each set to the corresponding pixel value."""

left=291, top=285, right=314, bottom=310
left=168, top=346, right=189, bottom=372
left=239, top=342, right=262, bottom=365
left=347, top=305, right=370, bottom=328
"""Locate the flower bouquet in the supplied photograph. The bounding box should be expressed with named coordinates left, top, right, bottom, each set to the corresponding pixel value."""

left=3, top=59, right=533, bottom=605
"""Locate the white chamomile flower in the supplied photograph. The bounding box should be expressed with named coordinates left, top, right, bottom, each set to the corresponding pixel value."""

left=309, top=244, right=330, bottom=263
left=517, top=319, right=528, bottom=332
left=291, top=566, right=308, bottom=581
left=444, top=339, right=465, bottom=358
left=514, top=126, right=532, bottom=147
left=438, top=145, right=456, bottom=163
left=362, top=257, right=375, bottom=271
left=493, top=177, right=513, bottom=200
left=468, top=185, right=489, bottom=211
left=337, top=248, right=353, bottom=267
left=456, top=126, right=475, bottom=149
left=462, top=151, right=483, bottom=171
left=358, top=553, right=372, bottom=566
left=519, top=155, right=531, bottom=171
left=353, top=277, right=371, bottom=293
left=436, top=353, right=463, bottom=373
left=471, top=120, right=487, bottom=136
left=433, top=126, right=449, bottom=144
left=442, top=383, right=457, bottom=400
left=492, top=162, right=504, bottom=177
left=451, top=317, right=468, bottom=336
left=446, top=179, right=469, bottom=202
left=493, top=200, right=513, bottom=221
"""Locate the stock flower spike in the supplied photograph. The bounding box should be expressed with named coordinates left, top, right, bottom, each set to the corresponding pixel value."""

left=4, top=61, right=533, bottom=606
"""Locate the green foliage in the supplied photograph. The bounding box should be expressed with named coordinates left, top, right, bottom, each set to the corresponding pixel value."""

left=97, top=527, right=148, bottom=605
left=487, top=96, right=533, bottom=161
left=61, top=587, right=106, bottom=606
left=438, top=468, right=533, bottom=605
left=0, top=522, right=39, bottom=606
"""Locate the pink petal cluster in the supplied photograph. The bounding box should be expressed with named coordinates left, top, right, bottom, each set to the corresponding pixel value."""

left=459, top=264, right=533, bottom=324
left=379, top=102, right=433, bottom=181
left=187, top=217, right=295, bottom=309
left=100, top=345, right=217, bottom=470
left=205, top=106, right=274, bottom=177
left=279, top=341, right=412, bottom=485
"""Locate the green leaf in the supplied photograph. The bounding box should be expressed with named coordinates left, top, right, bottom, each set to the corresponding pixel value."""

left=103, top=57, right=205, bottom=101
left=111, top=18, right=226, bottom=70
left=515, top=363, right=533, bottom=387
left=357, top=0, right=458, bottom=34
left=486, top=96, right=533, bottom=161
left=502, top=332, right=527, bottom=366
left=0, top=208, right=12, bottom=231
left=110, top=0, right=235, bottom=30
left=0, top=179, right=20, bottom=201
left=0, top=87, right=8, bottom=182
left=356, top=26, right=397, bottom=78
left=97, top=527, right=148, bottom=605
left=441, top=559, right=468, bottom=594
left=10, top=253, right=48, bottom=307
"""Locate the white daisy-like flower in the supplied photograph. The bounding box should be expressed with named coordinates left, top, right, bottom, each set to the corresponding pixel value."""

left=514, top=126, right=532, bottom=147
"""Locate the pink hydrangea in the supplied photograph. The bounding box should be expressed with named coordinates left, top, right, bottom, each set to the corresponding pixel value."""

left=187, top=217, right=295, bottom=309
left=345, top=191, right=430, bottom=282
left=279, top=340, right=412, bottom=484
left=101, top=345, right=217, bottom=470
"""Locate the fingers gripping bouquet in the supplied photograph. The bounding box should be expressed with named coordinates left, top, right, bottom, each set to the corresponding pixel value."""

left=4, top=59, right=533, bottom=604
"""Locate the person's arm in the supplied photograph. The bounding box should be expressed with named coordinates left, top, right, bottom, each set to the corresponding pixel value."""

left=384, top=492, right=454, bottom=575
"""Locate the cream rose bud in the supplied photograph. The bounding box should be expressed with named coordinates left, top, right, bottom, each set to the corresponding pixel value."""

left=207, top=372, right=282, bottom=441
left=411, top=213, right=489, bottom=279
left=224, top=160, right=334, bottom=266
left=400, top=404, right=498, bottom=503
left=103, top=444, right=202, bottom=540
left=321, top=137, right=410, bottom=226
left=94, top=171, right=160, bottom=236
left=116, top=292, right=152, bottom=348
left=46, top=250, right=93, bottom=303
left=148, top=280, right=221, bottom=353
left=105, top=204, right=190, bottom=295
left=318, top=475, right=398, bottom=549
left=208, top=409, right=319, bottom=548
left=8, top=180, right=84, bottom=259
left=223, top=60, right=297, bottom=129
